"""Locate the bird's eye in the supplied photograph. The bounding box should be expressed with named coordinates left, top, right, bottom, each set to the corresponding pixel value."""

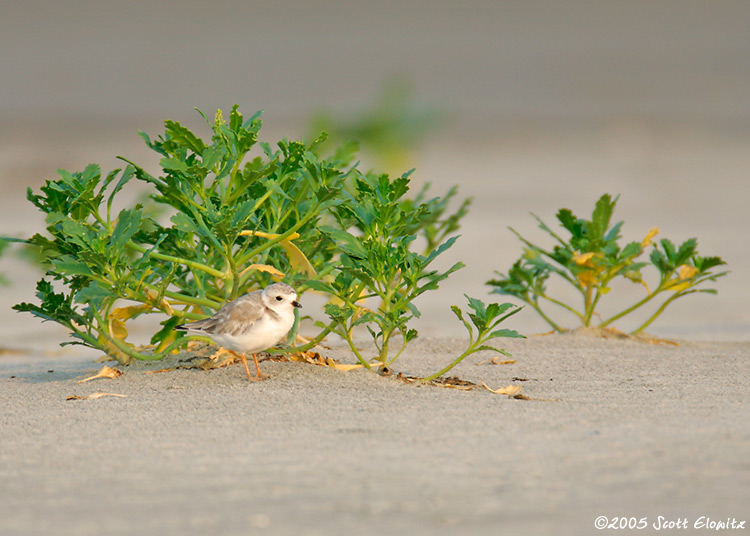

left=275, top=296, right=283, bottom=301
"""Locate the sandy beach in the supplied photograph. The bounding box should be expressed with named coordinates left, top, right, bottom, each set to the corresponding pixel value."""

left=2, top=333, right=749, bottom=535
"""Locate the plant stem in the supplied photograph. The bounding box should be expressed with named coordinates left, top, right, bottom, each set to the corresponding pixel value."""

left=600, top=286, right=665, bottom=328
left=529, top=301, right=565, bottom=332
left=139, top=281, right=223, bottom=310
left=127, top=241, right=225, bottom=279
left=538, top=293, right=584, bottom=321
left=631, top=291, right=690, bottom=333
left=419, top=347, right=474, bottom=383
left=239, top=206, right=319, bottom=265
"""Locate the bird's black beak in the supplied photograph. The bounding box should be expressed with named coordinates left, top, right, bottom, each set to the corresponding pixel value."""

left=292, top=300, right=302, bottom=308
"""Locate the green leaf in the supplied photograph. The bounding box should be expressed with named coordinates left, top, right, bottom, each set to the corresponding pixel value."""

left=164, top=120, right=206, bottom=154
left=319, top=226, right=367, bottom=259
left=107, top=166, right=135, bottom=214
left=488, top=328, right=525, bottom=339
left=590, top=194, right=616, bottom=240
left=619, top=241, right=642, bottom=260
left=473, top=345, right=512, bottom=355
left=50, top=256, right=95, bottom=277
left=110, top=209, right=142, bottom=255
left=464, top=295, right=487, bottom=319
left=75, top=282, right=112, bottom=309
left=160, top=157, right=189, bottom=173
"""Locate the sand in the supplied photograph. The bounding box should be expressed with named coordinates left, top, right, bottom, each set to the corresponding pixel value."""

left=2, top=334, right=749, bottom=536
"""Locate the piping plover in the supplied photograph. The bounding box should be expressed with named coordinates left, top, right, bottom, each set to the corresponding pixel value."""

left=176, top=283, right=302, bottom=380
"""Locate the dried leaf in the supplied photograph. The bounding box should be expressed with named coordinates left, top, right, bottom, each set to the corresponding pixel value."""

left=77, top=366, right=122, bottom=383
left=395, top=373, right=477, bottom=390
left=475, top=357, right=517, bottom=366
left=67, top=392, right=128, bottom=400
left=287, top=351, right=369, bottom=371
left=145, top=368, right=176, bottom=374
left=481, top=382, right=523, bottom=397
left=331, top=363, right=369, bottom=372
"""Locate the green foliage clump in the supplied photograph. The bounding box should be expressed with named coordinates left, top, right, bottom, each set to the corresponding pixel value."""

left=14, top=105, right=519, bottom=377
left=488, top=194, right=728, bottom=334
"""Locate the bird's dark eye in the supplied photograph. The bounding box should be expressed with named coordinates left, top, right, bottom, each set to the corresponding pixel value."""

left=275, top=296, right=283, bottom=301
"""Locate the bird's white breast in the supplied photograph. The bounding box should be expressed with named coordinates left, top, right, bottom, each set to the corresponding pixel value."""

left=210, top=308, right=295, bottom=354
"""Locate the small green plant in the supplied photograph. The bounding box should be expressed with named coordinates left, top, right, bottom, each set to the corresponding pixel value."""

left=13, top=105, right=502, bottom=380
left=487, top=194, right=728, bottom=334
left=308, top=172, right=464, bottom=371
left=308, top=173, right=521, bottom=374
left=420, top=296, right=524, bottom=382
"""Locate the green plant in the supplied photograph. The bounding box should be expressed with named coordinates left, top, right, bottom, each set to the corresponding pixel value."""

left=308, top=174, right=522, bottom=375
left=308, top=172, right=464, bottom=371
left=487, top=194, right=728, bottom=334
left=420, top=296, right=524, bottom=382
left=13, top=107, right=359, bottom=363
left=13, top=105, right=477, bottom=377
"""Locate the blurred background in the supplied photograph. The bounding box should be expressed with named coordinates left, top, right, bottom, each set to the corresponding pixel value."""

left=2, top=0, right=749, bottom=351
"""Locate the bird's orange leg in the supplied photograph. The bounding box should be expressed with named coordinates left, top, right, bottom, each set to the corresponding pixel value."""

left=228, top=350, right=267, bottom=381
left=251, top=353, right=268, bottom=380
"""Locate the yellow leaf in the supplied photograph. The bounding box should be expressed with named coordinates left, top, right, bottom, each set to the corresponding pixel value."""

left=668, top=264, right=699, bottom=291
left=145, top=290, right=174, bottom=315
left=641, top=227, right=659, bottom=248
left=109, top=304, right=152, bottom=321
left=573, top=252, right=598, bottom=266
left=97, top=333, right=133, bottom=364
left=677, top=264, right=699, bottom=280
left=109, top=317, right=129, bottom=341
left=576, top=270, right=599, bottom=287
left=481, top=382, right=522, bottom=397
left=77, top=366, right=123, bottom=384
left=240, top=230, right=316, bottom=276
left=240, top=263, right=285, bottom=278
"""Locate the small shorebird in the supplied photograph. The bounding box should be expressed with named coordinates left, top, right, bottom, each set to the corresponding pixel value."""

left=176, top=283, right=302, bottom=380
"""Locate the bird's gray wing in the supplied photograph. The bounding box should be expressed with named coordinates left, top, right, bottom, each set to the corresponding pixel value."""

left=181, top=291, right=265, bottom=336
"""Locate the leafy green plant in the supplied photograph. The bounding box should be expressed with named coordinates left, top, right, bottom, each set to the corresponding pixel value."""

left=15, top=107, right=352, bottom=363
left=308, top=172, right=464, bottom=371
left=13, top=105, right=484, bottom=378
left=487, top=194, right=728, bottom=334
left=307, top=173, right=522, bottom=375
left=420, top=296, right=524, bottom=382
